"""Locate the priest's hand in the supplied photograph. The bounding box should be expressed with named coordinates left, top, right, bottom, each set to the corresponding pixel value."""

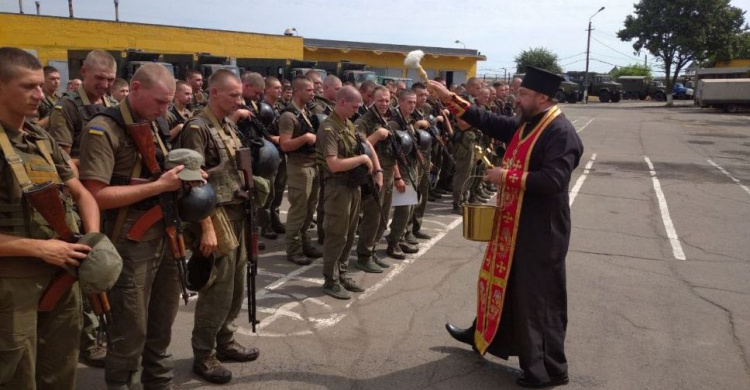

left=483, top=167, right=506, bottom=185
left=428, top=80, right=451, bottom=100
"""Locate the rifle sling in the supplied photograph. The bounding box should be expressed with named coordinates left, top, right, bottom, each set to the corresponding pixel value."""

left=0, top=123, right=59, bottom=191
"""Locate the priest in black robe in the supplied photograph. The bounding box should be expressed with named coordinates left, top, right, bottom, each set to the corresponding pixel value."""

left=428, top=68, right=583, bottom=389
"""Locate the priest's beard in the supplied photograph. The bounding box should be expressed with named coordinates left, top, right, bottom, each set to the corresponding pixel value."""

left=518, top=103, right=538, bottom=123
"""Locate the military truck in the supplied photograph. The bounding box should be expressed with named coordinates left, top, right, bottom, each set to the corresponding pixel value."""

left=118, top=49, right=175, bottom=80
left=196, top=54, right=242, bottom=80
left=567, top=71, right=624, bottom=103
left=556, top=74, right=580, bottom=103
left=378, top=76, right=414, bottom=89
left=617, top=76, right=667, bottom=101
left=695, top=78, right=750, bottom=113
left=338, top=61, right=378, bottom=87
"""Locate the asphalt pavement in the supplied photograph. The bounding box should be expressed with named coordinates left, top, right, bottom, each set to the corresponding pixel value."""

left=76, top=100, right=750, bottom=389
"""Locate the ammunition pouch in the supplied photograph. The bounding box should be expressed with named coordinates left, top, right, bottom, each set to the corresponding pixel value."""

left=210, top=206, right=239, bottom=258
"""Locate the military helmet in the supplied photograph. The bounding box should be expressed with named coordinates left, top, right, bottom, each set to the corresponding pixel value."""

left=75, top=232, right=123, bottom=295
left=415, top=129, right=433, bottom=153
left=258, top=102, right=276, bottom=127
left=311, top=113, right=328, bottom=132
left=394, top=130, right=413, bottom=155
left=253, top=138, right=281, bottom=177
left=359, top=139, right=373, bottom=159
left=178, top=183, right=217, bottom=223
left=186, top=251, right=216, bottom=292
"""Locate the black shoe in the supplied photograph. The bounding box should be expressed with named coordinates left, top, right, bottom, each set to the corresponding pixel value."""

left=302, top=242, right=322, bottom=258
left=261, top=226, right=277, bottom=239
left=193, top=354, right=232, bottom=384
left=516, top=374, right=570, bottom=388
left=428, top=194, right=438, bottom=202
left=216, top=341, right=260, bottom=362
left=79, top=345, right=106, bottom=368
left=445, top=323, right=474, bottom=347
left=413, top=230, right=432, bottom=240
left=431, top=191, right=443, bottom=199
left=452, top=204, right=462, bottom=215
left=287, top=253, right=312, bottom=266
left=258, top=241, right=266, bottom=250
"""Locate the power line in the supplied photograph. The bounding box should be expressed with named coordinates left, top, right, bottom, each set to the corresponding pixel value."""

left=591, top=36, right=643, bottom=62
left=561, top=58, right=587, bottom=67
left=590, top=51, right=643, bottom=63
left=558, top=52, right=587, bottom=61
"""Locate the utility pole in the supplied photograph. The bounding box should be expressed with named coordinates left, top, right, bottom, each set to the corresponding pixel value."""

left=35, top=1, right=40, bottom=15
left=584, top=6, right=605, bottom=104
left=114, top=0, right=120, bottom=21
left=645, top=55, right=648, bottom=68
left=18, top=0, right=23, bottom=14
left=68, top=0, right=74, bottom=18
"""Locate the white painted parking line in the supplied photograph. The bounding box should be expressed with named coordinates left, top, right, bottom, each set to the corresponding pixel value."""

left=569, top=154, right=597, bottom=207
left=577, top=118, right=595, bottom=134
left=707, top=159, right=750, bottom=197
left=644, top=156, right=686, bottom=261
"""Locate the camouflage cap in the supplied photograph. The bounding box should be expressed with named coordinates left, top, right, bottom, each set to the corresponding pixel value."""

left=76, top=232, right=123, bottom=295
left=165, top=148, right=204, bottom=182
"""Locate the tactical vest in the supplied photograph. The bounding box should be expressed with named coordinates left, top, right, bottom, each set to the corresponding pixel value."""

left=281, top=105, right=316, bottom=155
left=189, top=108, right=244, bottom=205
left=364, top=106, right=395, bottom=161
left=61, top=86, right=114, bottom=156
left=0, top=123, right=78, bottom=241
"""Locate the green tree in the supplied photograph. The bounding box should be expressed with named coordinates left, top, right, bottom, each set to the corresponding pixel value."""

left=714, top=31, right=750, bottom=61
left=617, top=0, right=745, bottom=104
left=611, top=63, right=653, bottom=79
left=515, top=47, right=562, bottom=74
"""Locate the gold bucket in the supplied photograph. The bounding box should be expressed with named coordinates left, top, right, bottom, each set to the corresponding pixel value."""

left=459, top=173, right=498, bottom=242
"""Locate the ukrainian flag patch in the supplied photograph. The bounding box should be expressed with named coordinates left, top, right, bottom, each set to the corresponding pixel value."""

left=88, top=126, right=105, bottom=136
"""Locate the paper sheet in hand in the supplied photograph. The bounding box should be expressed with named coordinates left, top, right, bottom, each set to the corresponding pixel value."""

left=392, top=184, right=419, bottom=206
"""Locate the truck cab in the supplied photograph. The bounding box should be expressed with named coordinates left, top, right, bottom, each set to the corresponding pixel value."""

left=338, top=61, right=377, bottom=87
left=673, top=83, right=694, bottom=100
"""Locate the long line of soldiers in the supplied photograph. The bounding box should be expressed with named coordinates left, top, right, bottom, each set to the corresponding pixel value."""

left=1, top=46, right=523, bottom=389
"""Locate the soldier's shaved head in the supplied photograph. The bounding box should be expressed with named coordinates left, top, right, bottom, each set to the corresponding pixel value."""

left=335, top=85, right=361, bottom=103
left=209, top=68, right=241, bottom=89
left=83, top=49, right=116, bottom=72
left=372, top=86, right=389, bottom=99
left=241, top=72, right=265, bottom=90
left=293, top=76, right=313, bottom=93
left=0, top=47, right=41, bottom=82
left=131, top=63, right=176, bottom=91
left=323, top=75, right=342, bottom=88
left=398, top=89, right=416, bottom=101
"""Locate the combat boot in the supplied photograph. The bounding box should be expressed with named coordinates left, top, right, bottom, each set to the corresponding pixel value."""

left=452, top=203, right=463, bottom=215
left=193, top=354, right=232, bottom=384
left=261, top=226, right=277, bottom=239
left=387, top=241, right=406, bottom=260
left=399, top=240, right=419, bottom=254
left=216, top=341, right=260, bottom=362
left=372, top=253, right=390, bottom=268
left=287, top=253, right=312, bottom=266
left=322, top=280, right=351, bottom=300
left=302, top=241, right=322, bottom=258
left=270, top=210, right=286, bottom=234
left=340, top=276, right=365, bottom=292
left=356, top=256, right=383, bottom=273
left=404, top=232, right=419, bottom=245
left=413, top=230, right=432, bottom=240
left=79, top=344, right=106, bottom=368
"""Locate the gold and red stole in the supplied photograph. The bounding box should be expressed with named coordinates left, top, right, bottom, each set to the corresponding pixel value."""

left=474, top=105, right=561, bottom=355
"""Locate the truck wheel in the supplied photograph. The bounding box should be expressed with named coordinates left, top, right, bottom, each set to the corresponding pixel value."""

left=611, top=92, right=621, bottom=103
left=631, top=92, right=641, bottom=100
left=622, top=92, right=630, bottom=100
left=599, top=91, right=610, bottom=103
left=654, top=92, right=665, bottom=102
left=556, top=91, right=567, bottom=102
left=725, top=104, right=739, bottom=114
left=567, top=92, right=578, bottom=104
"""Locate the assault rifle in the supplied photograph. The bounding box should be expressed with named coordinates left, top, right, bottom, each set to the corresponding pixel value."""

left=235, top=147, right=259, bottom=332
left=372, top=106, right=418, bottom=193
left=30, top=181, right=118, bottom=347
left=126, top=122, right=191, bottom=305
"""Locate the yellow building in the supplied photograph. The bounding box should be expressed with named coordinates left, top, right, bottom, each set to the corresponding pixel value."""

left=303, top=39, right=485, bottom=87
left=0, top=12, right=485, bottom=87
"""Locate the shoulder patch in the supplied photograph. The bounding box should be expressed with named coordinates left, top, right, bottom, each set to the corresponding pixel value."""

left=189, top=124, right=201, bottom=129
left=54, top=105, right=63, bottom=110
left=322, top=124, right=334, bottom=132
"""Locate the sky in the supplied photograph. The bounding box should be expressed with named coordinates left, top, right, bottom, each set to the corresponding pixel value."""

left=3, top=0, right=750, bottom=77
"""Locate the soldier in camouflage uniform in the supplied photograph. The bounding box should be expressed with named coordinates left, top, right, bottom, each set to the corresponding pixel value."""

left=260, top=76, right=287, bottom=237
left=47, top=49, right=117, bottom=367
left=0, top=47, right=101, bottom=390
left=178, top=69, right=260, bottom=385
left=317, top=86, right=382, bottom=300
left=35, top=65, right=61, bottom=129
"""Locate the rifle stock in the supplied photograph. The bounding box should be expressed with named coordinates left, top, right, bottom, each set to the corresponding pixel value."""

left=236, top=148, right=259, bottom=332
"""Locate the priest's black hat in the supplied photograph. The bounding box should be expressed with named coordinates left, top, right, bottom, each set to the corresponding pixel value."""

left=521, top=67, right=565, bottom=98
